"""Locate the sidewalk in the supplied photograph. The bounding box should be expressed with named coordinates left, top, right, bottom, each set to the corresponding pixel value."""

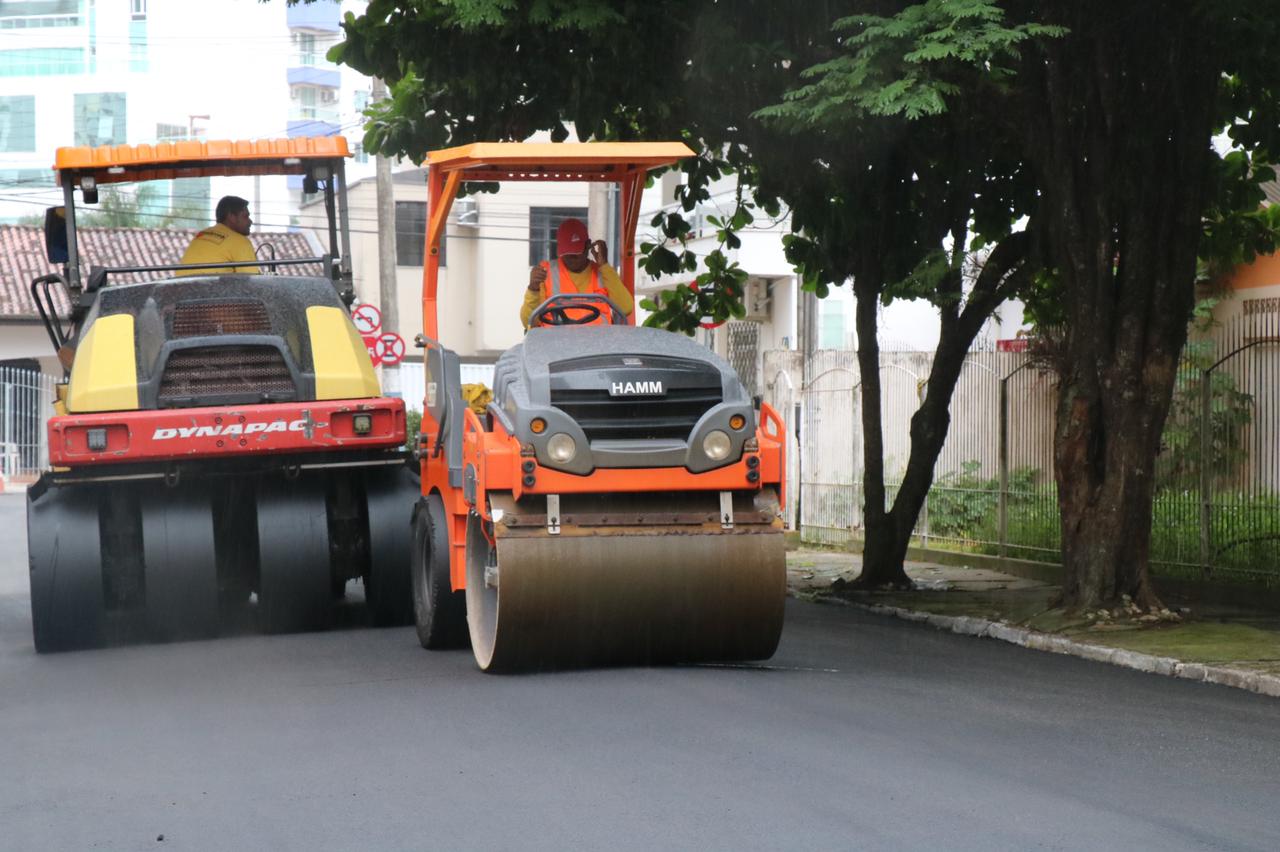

left=787, top=549, right=1280, bottom=698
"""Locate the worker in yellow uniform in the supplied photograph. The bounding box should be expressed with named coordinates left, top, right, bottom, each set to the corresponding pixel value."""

left=177, top=195, right=260, bottom=276
left=520, top=218, right=633, bottom=329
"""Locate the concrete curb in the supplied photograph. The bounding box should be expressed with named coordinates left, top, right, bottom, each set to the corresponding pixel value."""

left=837, top=599, right=1280, bottom=700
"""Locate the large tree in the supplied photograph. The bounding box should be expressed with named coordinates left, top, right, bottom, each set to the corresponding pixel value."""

left=1004, top=1, right=1280, bottom=609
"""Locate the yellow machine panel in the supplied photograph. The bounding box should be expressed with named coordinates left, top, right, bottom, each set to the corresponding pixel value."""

left=67, top=314, right=140, bottom=412
left=306, top=306, right=381, bottom=400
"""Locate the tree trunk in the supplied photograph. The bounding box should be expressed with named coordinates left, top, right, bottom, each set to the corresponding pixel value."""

left=1022, top=1, right=1220, bottom=610
left=852, top=267, right=911, bottom=588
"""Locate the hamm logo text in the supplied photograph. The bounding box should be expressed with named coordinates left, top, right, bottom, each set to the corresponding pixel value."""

left=609, top=380, right=664, bottom=396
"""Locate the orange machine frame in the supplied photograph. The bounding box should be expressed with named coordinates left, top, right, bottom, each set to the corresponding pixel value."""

left=421, top=142, right=693, bottom=339
left=54, top=136, right=350, bottom=185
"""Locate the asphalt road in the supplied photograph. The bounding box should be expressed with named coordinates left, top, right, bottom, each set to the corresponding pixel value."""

left=1, top=492, right=1279, bottom=851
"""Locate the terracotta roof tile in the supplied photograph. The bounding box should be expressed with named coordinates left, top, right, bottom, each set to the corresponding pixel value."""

left=0, top=225, right=323, bottom=318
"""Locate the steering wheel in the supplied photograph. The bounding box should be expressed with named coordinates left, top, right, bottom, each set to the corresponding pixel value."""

left=529, top=293, right=628, bottom=328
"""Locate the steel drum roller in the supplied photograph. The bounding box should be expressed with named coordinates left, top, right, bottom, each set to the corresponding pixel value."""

left=466, top=495, right=785, bottom=672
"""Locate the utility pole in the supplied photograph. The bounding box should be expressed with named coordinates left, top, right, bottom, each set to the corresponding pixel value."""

left=372, top=77, right=399, bottom=397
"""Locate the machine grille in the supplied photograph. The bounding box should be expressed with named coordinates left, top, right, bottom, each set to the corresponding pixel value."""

left=172, top=300, right=271, bottom=337
left=158, top=345, right=295, bottom=404
left=550, top=386, right=722, bottom=441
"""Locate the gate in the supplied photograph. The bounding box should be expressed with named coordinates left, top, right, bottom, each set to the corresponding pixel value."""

left=799, top=362, right=858, bottom=545
left=0, top=368, right=56, bottom=481
left=1197, top=301, right=1280, bottom=583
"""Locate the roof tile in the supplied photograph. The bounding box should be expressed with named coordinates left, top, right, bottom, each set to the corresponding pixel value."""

left=0, top=225, right=322, bottom=318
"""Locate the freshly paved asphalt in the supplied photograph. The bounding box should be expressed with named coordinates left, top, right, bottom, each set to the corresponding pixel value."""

left=1, top=492, right=1278, bottom=851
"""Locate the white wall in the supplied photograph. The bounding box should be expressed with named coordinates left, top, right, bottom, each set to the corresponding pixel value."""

left=0, top=323, right=60, bottom=374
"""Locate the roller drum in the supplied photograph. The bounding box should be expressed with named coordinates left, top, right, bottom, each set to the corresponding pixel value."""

left=466, top=503, right=785, bottom=672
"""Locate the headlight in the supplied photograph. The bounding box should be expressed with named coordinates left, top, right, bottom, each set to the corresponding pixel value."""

left=702, top=429, right=732, bottom=461
left=547, top=432, right=577, bottom=463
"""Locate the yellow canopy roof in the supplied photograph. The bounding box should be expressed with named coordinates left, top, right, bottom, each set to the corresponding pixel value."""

left=425, top=141, right=694, bottom=182
left=53, top=137, right=350, bottom=186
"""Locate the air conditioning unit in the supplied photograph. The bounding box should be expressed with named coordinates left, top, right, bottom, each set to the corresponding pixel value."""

left=454, top=198, right=479, bottom=227
left=289, top=86, right=302, bottom=100
left=744, top=278, right=772, bottom=320
left=320, top=89, right=336, bottom=104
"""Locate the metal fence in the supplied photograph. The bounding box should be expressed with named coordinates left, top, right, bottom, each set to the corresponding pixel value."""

left=396, top=361, right=496, bottom=412
left=762, top=319, right=1280, bottom=587
left=0, top=368, right=57, bottom=482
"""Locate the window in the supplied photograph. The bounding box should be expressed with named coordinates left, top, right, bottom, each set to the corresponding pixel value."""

left=528, top=206, right=588, bottom=266
left=0, top=96, right=35, bottom=152
left=0, top=0, right=82, bottom=29
left=396, top=201, right=444, bottom=266
left=130, top=0, right=146, bottom=20
left=353, top=90, right=370, bottom=113
left=155, top=122, right=186, bottom=141
left=129, top=18, right=147, bottom=72
left=74, top=92, right=126, bottom=147
left=0, top=168, right=48, bottom=190
left=0, top=46, right=84, bottom=76
left=296, top=32, right=316, bottom=65
left=353, top=143, right=368, bottom=164
left=299, top=86, right=317, bottom=118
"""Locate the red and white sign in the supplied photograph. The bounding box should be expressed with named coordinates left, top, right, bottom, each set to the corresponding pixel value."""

left=375, top=332, right=406, bottom=367
left=996, top=338, right=1030, bottom=353
left=361, top=334, right=380, bottom=363
left=352, top=303, right=382, bottom=336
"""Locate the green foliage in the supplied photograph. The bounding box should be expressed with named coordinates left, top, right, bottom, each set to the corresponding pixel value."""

left=1159, top=328, right=1254, bottom=491
left=925, top=468, right=1280, bottom=587
left=927, top=462, right=1036, bottom=539
left=1199, top=150, right=1280, bottom=284
left=758, top=0, right=1064, bottom=125
left=405, top=407, right=422, bottom=452
left=78, top=185, right=173, bottom=228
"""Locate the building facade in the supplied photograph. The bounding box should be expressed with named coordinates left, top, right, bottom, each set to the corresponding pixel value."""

left=0, top=0, right=373, bottom=227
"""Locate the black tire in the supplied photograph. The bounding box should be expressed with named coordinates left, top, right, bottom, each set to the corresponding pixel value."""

left=140, top=486, right=219, bottom=643
left=256, top=474, right=332, bottom=634
left=412, top=494, right=468, bottom=649
left=364, top=466, right=419, bottom=627
left=27, top=484, right=107, bottom=652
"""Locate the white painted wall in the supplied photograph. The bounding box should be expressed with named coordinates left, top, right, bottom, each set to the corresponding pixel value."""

left=0, top=324, right=59, bottom=374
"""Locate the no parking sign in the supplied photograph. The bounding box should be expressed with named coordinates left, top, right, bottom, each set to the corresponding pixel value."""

left=352, top=303, right=382, bottom=336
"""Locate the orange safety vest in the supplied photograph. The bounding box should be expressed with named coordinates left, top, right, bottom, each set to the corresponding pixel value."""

left=540, top=258, right=611, bottom=325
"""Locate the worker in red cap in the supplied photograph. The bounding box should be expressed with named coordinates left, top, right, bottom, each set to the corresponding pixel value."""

left=521, top=217, right=634, bottom=329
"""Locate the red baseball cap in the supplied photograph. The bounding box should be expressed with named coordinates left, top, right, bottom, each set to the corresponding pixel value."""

left=556, top=218, right=588, bottom=257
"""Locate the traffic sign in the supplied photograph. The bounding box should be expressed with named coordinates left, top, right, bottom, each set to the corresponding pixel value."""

left=361, top=334, right=379, bottom=364
left=375, top=332, right=406, bottom=366
left=352, top=303, right=382, bottom=336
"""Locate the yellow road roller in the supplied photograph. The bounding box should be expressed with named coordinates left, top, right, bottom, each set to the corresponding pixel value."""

left=27, top=137, right=417, bottom=651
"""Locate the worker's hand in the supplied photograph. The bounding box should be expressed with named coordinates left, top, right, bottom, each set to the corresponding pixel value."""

left=529, top=264, right=547, bottom=291
left=589, top=240, right=608, bottom=265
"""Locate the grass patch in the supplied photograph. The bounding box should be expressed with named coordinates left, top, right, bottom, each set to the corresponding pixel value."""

left=1083, top=621, right=1280, bottom=665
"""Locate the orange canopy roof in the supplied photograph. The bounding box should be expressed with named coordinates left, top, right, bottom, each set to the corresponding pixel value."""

left=53, top=137, right=350, bottom=186
left=425, top=141, right=694, bottom=182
